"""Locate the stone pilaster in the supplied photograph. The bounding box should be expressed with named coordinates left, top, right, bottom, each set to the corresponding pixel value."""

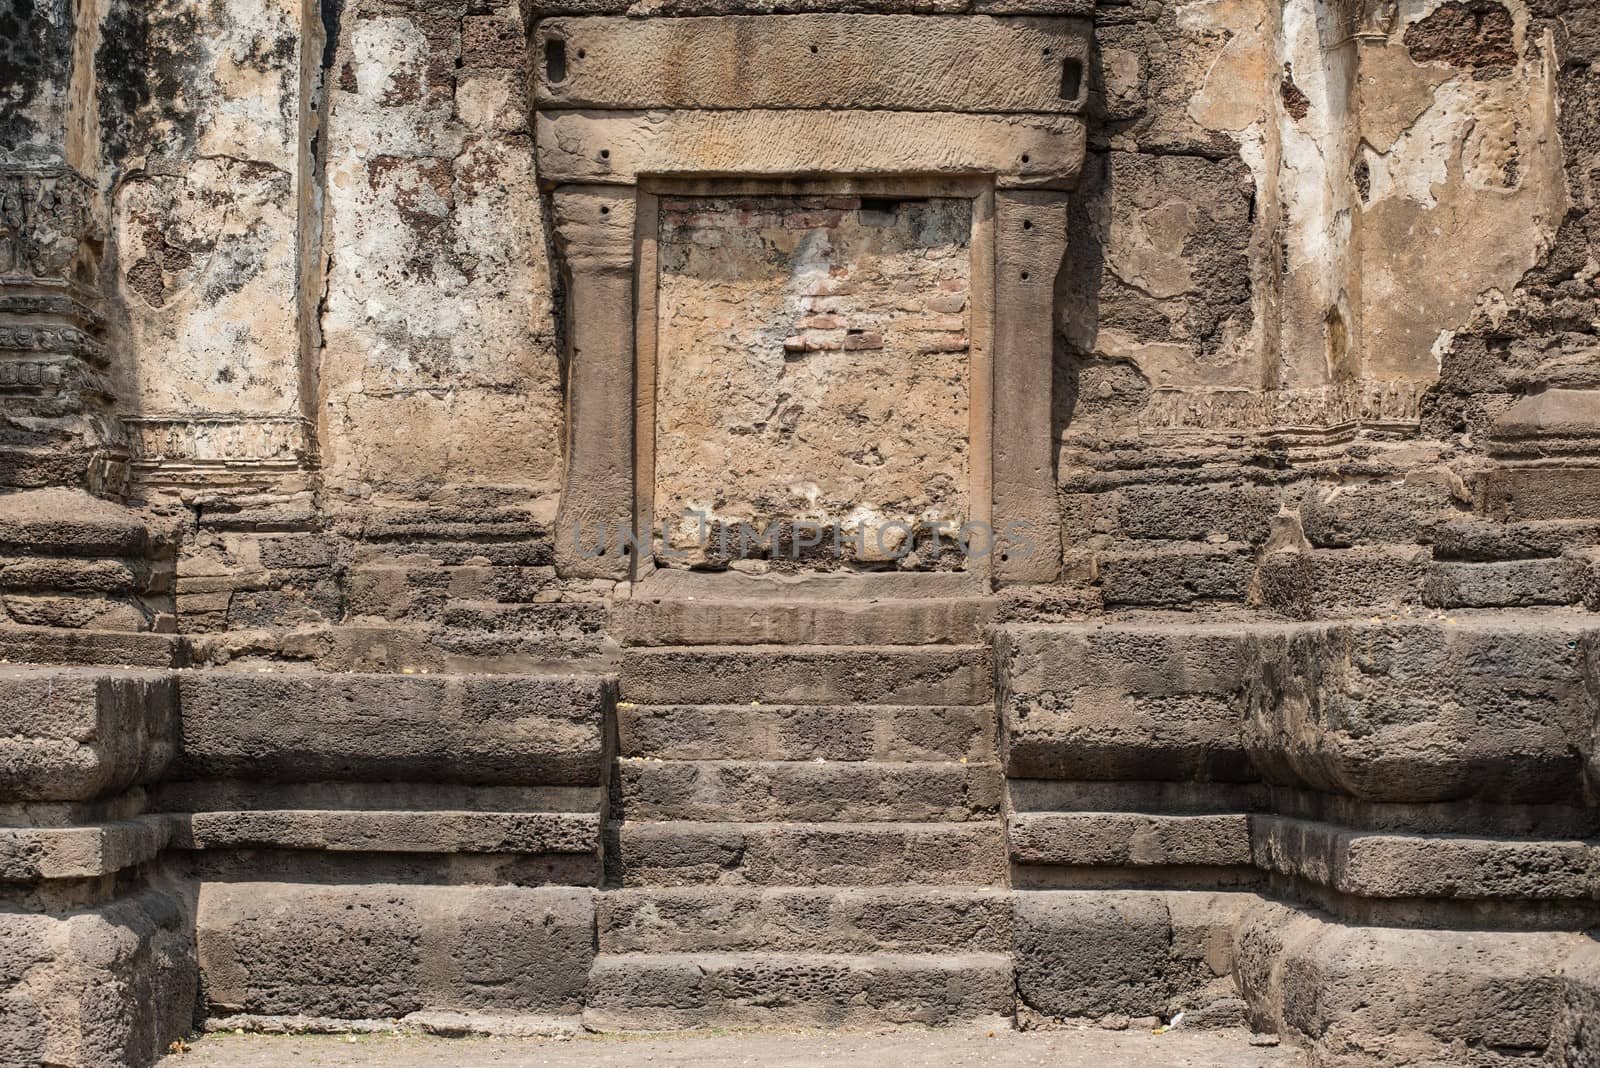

left=550, top=186, right=638, bottom=580
left=0, top=166, right=125, bottom=495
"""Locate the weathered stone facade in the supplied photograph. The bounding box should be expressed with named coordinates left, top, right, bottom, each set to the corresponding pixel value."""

left=1, top=0, right=1599, bottom=1064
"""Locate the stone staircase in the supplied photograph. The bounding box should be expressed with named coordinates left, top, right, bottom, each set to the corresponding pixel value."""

left=587, top=571, right=1014, bottom=1030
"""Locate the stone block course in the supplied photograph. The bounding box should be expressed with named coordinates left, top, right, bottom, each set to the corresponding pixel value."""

left=1013, top=891, right=1243, bottom=1022
left=1232, top=898, right=1598, bottom=1065
left=0, top=886, right=198, bottom=1068
left=0, top=667, right=178, bottom=803
left=609, top=821, right=1008, bottom=887
left=175, top=671, right=611, bottom=786
left=596, top=887, right=1015, bottom=955
left=583, top=952, right=1015, bottom=1031
left=617, top=703, right=996, bottom=763
left=196, top=883, right=595, bottom=1022
left=615, top=758, right=1002, bottom=822
left=621, top=645, right=992, bottom=706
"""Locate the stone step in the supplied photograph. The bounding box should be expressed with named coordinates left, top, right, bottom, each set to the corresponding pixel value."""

left=0, top=555, right=152, bottom=595
left=1008, top=809, right=1600, bottom=905
left=618, top=703, right=996, bottom=762
left=615, top=758, right=1001, bottom=822
left=596, top=886, right=1013, bottom=954
left=439, top=599, right=608, bottom=637
left=621, top=645, right=992, bottom=706
left=1422, top=558, right=1585, bottom=608
left=167, top=809, right=600, bottom=857
left=582, top=951, right=1014, bottom=1031
left=612, top=596, right=993, bottom=646
left=0, top=488, right=155, bottom=558
left=0, top=623, right=185, bottom=668
left=176, top=669, right=611, bottom=786
left=1008, top=811, right=1252, bottom=869
left=197, top=882, right=593, bottom=1022
left=609, top=820, right=1007, bottom=887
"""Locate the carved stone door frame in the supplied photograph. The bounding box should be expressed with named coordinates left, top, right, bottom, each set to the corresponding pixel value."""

left=531, top=13, right=1089, bottom=586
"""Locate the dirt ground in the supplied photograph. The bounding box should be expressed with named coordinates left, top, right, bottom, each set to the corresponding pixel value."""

left=163, top=1026, right=1304, bottom=1067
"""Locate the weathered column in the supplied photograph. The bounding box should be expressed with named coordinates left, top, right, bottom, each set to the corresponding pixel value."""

left=0, top=167, right=121, bottom=493
left=550, top=185, right=637, bottom=579
left=992, top=190, right=1069, bottom=584
left=0, top=0, right=179, bottom=634
left=0, top=0, right=123, bottom=495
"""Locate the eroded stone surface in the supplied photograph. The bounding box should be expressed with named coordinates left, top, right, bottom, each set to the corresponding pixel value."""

left=653, top=195, right=973, bottom=563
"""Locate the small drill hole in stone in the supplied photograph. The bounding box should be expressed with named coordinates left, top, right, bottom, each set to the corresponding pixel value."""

left=1023, top=219, right=1033, bottom=230
left=809, top=44, right=819, bottom=53
left=1021, top=271, right=1031, bottom=281
left=545, top=39, right=567, bottom=83
left=1061, top=57, right=1085, bottom=101
left=600, top=149, right=610, bottom=160
left=1021, top=154, right=1031, bottom=164
left=600, top=206, right=610, bottom=215
left=577, top=48, right=586, bottom=58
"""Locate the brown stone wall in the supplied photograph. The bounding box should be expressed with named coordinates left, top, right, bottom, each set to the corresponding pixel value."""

left=652, top=194, right=973, bottom=565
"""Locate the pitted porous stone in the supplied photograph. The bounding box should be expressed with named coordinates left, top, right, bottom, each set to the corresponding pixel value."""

left=621, top=645, right=993, bottom=706
left=597, top=886, right=1015, bottom=955
left=1241, top=620, right=1597, bottom=804
left=1232, top=898, right=1598, bottom=1067
left=995, top=624, right=1255, bottom=782
left=0, top=667, right=178, bottom=802
left=1013, top=891, right=1247, bottom=1023
left=176, top=671, right=611, bottom=785
left=170, top=809, right=601, bottom=857
left=583, top=952, right=1015, bottom=1031
left=1007, top=811, right=1252, bottom=869
left=196, top=884, right=595, bottom=1022
left=616, top=703, right=996, bottom=762
left=0, top=887, right=198, bottom=1068
left=615, top=758, right=1002, bottom=822
left=609, top=821, right=1008, bottom=887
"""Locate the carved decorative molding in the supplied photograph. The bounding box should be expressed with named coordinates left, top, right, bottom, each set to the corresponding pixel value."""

left=1327, top=0, right=1397, bottom=45
left=0, top=323, right=106, bottom=363
left=1138, top=381, right=1425, bottom=434
left=0, top=166, right=120, bottom=493
left=0, top=168, right=100, bottom=288
left=125, top=416, right=315, bottom=468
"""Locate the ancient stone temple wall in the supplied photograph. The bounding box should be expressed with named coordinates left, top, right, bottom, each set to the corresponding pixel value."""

left=2, top=0, right=1599, bottom=1064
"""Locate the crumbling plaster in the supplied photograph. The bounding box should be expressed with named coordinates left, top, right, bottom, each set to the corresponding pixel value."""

left=1069, top=0, right=1569, bottom=436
